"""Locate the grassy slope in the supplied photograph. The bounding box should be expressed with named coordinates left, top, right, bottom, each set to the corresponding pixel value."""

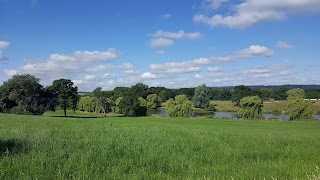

left=1, top=113, right=320, bottom=179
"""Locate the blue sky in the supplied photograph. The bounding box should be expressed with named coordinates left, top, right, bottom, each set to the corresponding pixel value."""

left=1, top=0, right=320, bottom=91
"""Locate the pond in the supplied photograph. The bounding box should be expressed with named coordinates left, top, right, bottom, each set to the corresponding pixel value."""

left=147, top=109, right=320, bottom=120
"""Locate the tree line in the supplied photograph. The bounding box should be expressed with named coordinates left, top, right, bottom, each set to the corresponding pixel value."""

left=0, top=74, right=316, bottom=120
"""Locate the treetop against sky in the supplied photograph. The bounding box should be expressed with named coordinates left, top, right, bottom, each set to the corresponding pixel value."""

left=0, top=0, right=320, bottom=91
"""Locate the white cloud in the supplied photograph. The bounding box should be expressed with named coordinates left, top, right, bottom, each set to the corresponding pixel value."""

left=194, top=0, right=320, bottom=28
left=150, top=38, right=174, bottom=48
left=276, top=41, right=294, bottom=49
left=84, top=75, right=96, bottom=80
left=194, top=74, right=204, bottom=79
left=150, top=30, right=202, bottom=40
left=235, top=45, right=274, bottom=57
left=49, top=48, right=119, bottom=62
left=207, top=66, right=223, bottom=72
left=4, top=69, right=17, bottom=77
left=149, top=45, right=273, bottom=75
left=141, top=72, right=157, bottom=79
left=103, top=73, right=116, bottom=79
left=4, top=48, right=120, bottom=85
left=0, top=41, right=10, bottom=50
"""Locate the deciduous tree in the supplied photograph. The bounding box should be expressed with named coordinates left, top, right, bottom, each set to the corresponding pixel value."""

left=49, top=79, right=78, bottom=117
left=166, top=95, right=193, bottom=118
left=287, top=88, right=314, bottom=120
left=192, top=84, right=211, bottom=109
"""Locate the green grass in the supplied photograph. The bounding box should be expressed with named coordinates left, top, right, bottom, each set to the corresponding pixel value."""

left=1, top=113, right=320, bottom=179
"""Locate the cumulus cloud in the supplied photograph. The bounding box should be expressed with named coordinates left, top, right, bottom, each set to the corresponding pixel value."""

left=276, top=41, right=294, bottom=49
left=235, top=45, right=274, bottom=57
left=194, top=0, right=320, bottom=28
left=4, top=48, right=120, bottom=85
left=150, top=38, right=174, bottom=48
left=141, top=72, right=157, bottom=79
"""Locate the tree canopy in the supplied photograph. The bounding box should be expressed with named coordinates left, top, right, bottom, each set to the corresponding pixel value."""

left=49, top=79, right=79, bottom=117
left=166, top=95, right=193, bottom=118
left=287, top=88, right=314, bottom=120
left=238, top=96, right=263, bottom=119
left=193, top=84, right=211, bottom=109
left=0, top=74, right=53, bottom=115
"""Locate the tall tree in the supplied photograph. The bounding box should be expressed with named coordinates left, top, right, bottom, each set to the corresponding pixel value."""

left=231, top=85, right=252, bottom=106
left=49, top=79, right=78, bottom=117
left=130, top=83, right=149, bottom=99
left=0, top=74, right=52, bottom=115
left=276, top=85, right=288, bottom=100
left=192, top=84, right=211, bottom=109
left=287, top=88, right=314, bottom=120
left=92, top=87, right=110, bottom=117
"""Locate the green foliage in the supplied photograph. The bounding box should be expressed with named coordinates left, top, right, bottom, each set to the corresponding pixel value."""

left=146, top=94, right=161, bottom=109
left=166, top=95, right=193, bottom=118
left=119, top=94, right=147, bottom=117
left=78, top=96, right=104, bottom=113
left=49, top=79, right=79, bottom=117
left=130, top=83, right=149, bottom=99
left=92, top=87, right=110, bottom=117
left=174, top=88, right=195, bottom=100
left=114, top=97, right=123, bottom=114
left=287, top=88, right=314, bottom=120
left=231, top=85, right=252, bottom=106
left=238, top=96, right=263, bottom=119
left=276, top=85, right=288, bottom=100
left=204, top=104, right=216, bottom=111
left=192, top=84, right=211, bottom=109
left=0, top=74, right=53, bottom=115
left=138, top=97, right=147, bottom=107
left=158, top=89, right=173, bottom=102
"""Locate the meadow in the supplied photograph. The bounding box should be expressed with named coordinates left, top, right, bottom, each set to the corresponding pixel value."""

left=1, top=112, right=320, bottom=179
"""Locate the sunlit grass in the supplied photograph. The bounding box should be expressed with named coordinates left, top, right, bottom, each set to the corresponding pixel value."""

left=1, top=113, right=320, bottom=179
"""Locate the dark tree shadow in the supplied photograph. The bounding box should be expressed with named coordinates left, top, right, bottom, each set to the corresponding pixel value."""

left=0, top=139, right=29, bottom=157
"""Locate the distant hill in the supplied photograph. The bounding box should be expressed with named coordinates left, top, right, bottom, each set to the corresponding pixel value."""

left=210, top=85, right=320, bottom=90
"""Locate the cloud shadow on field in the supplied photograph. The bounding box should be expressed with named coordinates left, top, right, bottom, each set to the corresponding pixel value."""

left=0, top=139, right=30, bottom=157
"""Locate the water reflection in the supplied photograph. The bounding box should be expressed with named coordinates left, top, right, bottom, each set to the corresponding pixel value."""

left=147, top=109, right=320, bottom=120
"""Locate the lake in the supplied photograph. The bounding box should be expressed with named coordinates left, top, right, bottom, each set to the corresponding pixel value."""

left=147, top=109, right=320, bottom=120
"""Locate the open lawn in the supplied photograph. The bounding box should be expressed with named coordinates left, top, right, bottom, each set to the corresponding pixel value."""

left=0, top=113, right=320, bottom=179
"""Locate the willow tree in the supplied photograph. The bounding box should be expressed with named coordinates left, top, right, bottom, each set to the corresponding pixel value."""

left=287, top=88, right=314, bottom=120
left=166, top=95, right=193, bottom=118
left=238, top=96, right=263, bottom=119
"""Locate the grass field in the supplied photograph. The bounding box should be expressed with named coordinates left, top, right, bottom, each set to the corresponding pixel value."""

left=1, top=112, right=320, bottom=179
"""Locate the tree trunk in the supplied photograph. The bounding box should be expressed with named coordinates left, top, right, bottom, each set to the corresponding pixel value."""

left=64, top=102, right=67, bottom=117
